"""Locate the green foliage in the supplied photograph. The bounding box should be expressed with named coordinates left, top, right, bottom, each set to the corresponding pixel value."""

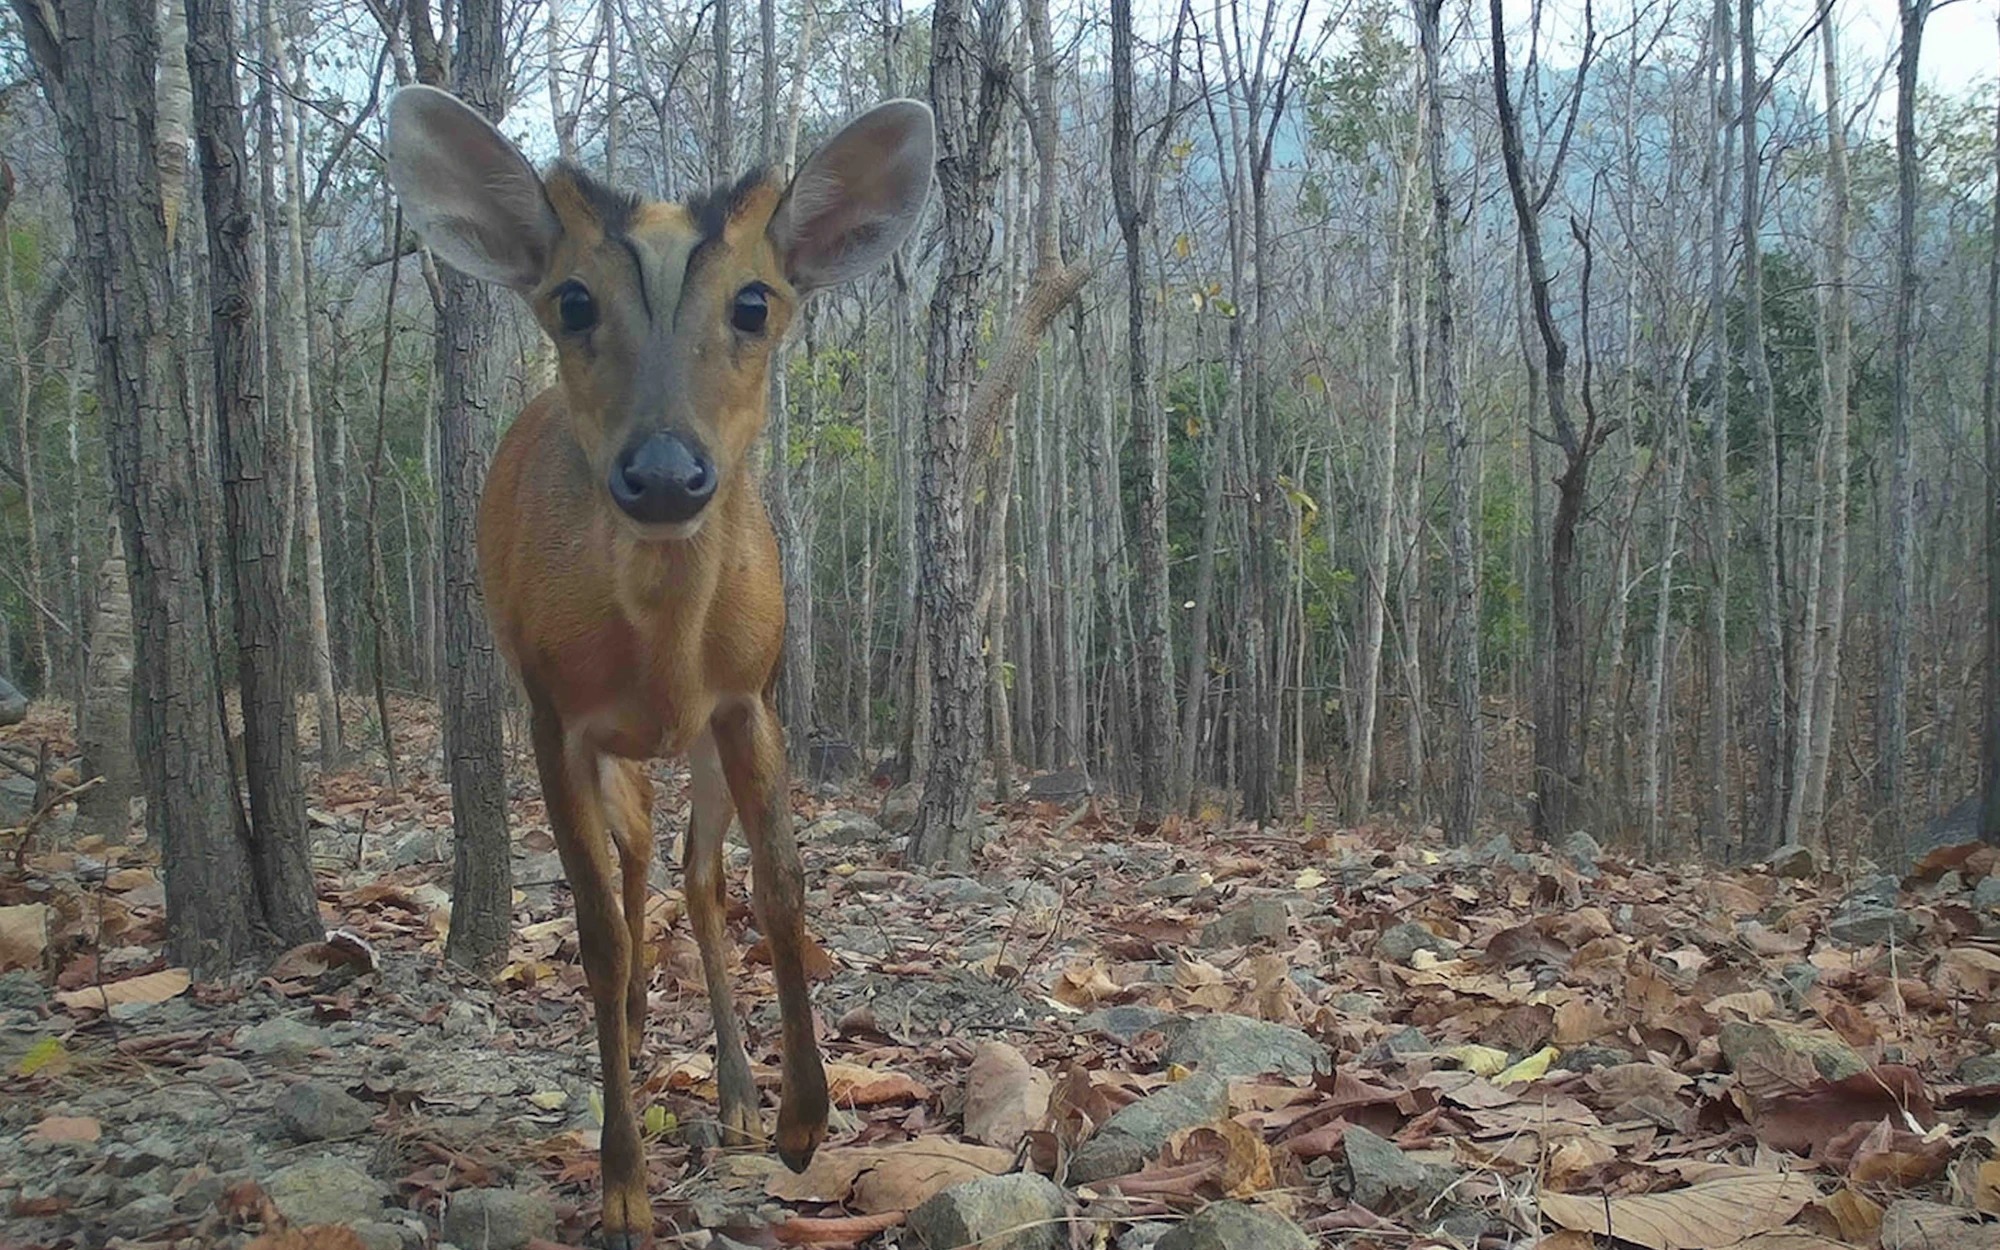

left=1299, top=3, right=1412, bottom=165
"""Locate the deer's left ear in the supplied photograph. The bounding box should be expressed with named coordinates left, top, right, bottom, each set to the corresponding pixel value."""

left=770, top=99, right=935, bottom=292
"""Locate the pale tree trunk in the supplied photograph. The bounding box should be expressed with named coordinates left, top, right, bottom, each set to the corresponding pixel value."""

left=1793, top=4, right=1853, bottom=846
left=908, top=0, right=1003, bottom=867
left=1420, top=0, right=1480, bottom=845
left=1981, top=34, right=1999, bottom=843
left=769, top=322, right=815, bottom=749
left=156, top=0, right=191, bottom=250
left=600, top=0, right=619, bottom=182
left=710, top=0, right=732, bottom=181
left=1880, top=0, right=1928, bottom=857
left=758, top=0, right=775, bottom=163
left=268, top=0, right=342, bottom=768
left=76, top=533, right=138, bottom=835
left=1644, top=373, right=1691, bottom=857
left=1740, top=0, right=1787, bottom=858
left=1703, top=0, right=1733, bottom=854
left=187, top=0, right=320, bottom=947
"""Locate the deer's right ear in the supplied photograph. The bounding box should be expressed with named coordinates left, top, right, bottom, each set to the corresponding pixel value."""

left=386, top=85, right=557, bottom=291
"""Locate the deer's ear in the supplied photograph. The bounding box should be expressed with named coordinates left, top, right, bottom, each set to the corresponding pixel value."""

left=770, top=99, right=935, bottom=292
left=386, top=85, right=558, bottom=290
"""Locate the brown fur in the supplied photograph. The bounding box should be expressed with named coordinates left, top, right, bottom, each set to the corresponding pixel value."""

left=478, top=167, right=827, bottom=1249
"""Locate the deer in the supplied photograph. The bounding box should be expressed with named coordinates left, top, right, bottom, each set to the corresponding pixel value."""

left=385, top=86, right=935, bottom=1247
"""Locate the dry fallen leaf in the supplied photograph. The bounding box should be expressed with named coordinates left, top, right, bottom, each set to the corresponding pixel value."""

left=54, top=966, right=191, bottom=1013
left=243, top=1229, right=370, bottom=1250
left=962, top=1040, right=1052, bottom=1150
left=767, top=1140, right=1015, bottom=1214
left=29, top=1115, right=101, bottom=1144
left=824, top=1061, right=932, bottom=1106
left=0, top=903, right=48, bottom=972
left=1538, top=1171, right=1817, bottom=1250
left=1163, top=1118, right=1274, bottom=1198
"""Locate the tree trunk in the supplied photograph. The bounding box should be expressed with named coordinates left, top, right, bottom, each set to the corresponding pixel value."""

left=1420, top=0, right=1481, bottom=845
left=15, top=0, right=275, bottom=974
left=1880, top=0, right=1929, bottom=857
left=710, top=0, right=733, bottom=182
left=1982, top=41, right=2000, bottom=843
left=908, top=0, right=1002, bottom=868
left=406, top=0, right=515, bottom=970
left=0, top=176, right=49, bottom=691
left=1794, top=4, right=1853, bottom=846
left=75, top=534, right=138, bottom=836
left=1703, top=0, right=1733, bottom=856
left=267, top=0, right=342, bottom=769
left=186, top=0, right=320, bottom=949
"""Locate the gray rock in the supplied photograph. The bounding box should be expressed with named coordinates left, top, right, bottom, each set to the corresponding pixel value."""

left=1364, top=1027, right=1431, bottom=1063
left=1473, top=835, right=1529, bottom=870
left=263, top=1156, right=388, bottom=1227
left=1766, top=843, right=1820, bottom=878
left=1776, top=962, right=1820, bottom=1007
left=1079, top=1004, right=1172, bottom=1043
left=1957, top=1054, right=2000, bottom=1086
left=354, top=1222, right=423, bottom=1250
left=105, top=1192, right=175, bottom=1240
left=1069, top=1073, right=1230, bottom=1183
left=1376, top=922, right=1459, bottom=964
left=1143, top=874, right=1203, bottom=901
left=442, top=999, right=495, bottom=1038
left=389, top=827, right=446, bottom=867
left=174, top=1173, right=228, bottom=1216
left=107, top=1133, right=177, bottom=1176
left=0, top=969, right=50, bottom=1010
left=1845, top=874, right=1903, bottom=910
left=441, top=1187, right=558, bottom=1250
left=1560, top=831, right=1603, bottom=870
left=1719, top=1019, right=1866, bottom=1082
left=1828, top=904, right=1920, bottom=946
left=1344, top=1125, right=1457, bottom=1215
left=1907, top=796, right=1986, bottom=863
left=198, top=1056, right=251, bottom=1086
left=921, top=876, right=1001, bottom=906
left=274, top=1079, right=373, bottom=1141
left=1973, top=876, right=2000, bottom=914
left=906, top=1172, right=1068, bottom=1250
left=1158, top=1014, right=1329, bottom=1080
left=879, top=784, right=920, bottom=833
left=802, top=810, right=886, bottom=847
left=236, top=1015, right=327, bottom=1061
left=1198, top=898, right=1290, bottom=949
left=1333, top=992, right=1383, bottom=1018
left=1155, top=1201, right=1312, bottom=1250
left=1554, top=1045, right=1632, bottom=1073
left=1118, top=1222, right=1176, bottom=1250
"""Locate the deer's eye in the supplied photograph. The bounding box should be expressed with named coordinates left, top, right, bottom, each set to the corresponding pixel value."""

left=556, top=282, right=597, bottom=333
left=731, top=284, right=769, bottom=334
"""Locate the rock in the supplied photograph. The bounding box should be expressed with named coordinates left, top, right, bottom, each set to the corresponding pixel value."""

left=274, top=1079, right=373, bottom=1141
left=1560, top=831, right=1603, bottom=870
left=0, top=969, right=49, bottom=1010
left=879, top=784, right=921, bottom=833
left=1473, top=835, right=1528, bottom=870
left=906, top=1172, right=1068, bottom=1250
left=1344, top=1124, right=1458, bottom=1214
left=1078, top=1004, right=1171, bottom=1043
left=1776, top=962, right=1820, bottom=1007
left=105, top=1192, right=175, bottom=1240
left=1844, top=874, right=1903, bottom=910
left=1718, top=1019, right=1866, bottom=1082
left=1023, top=769, right=1093, bottom=803
left=1158, top=1014, right=1329, bottom=1080
left=1361, top=1026, right=1431, bottom=1064
left=1957, top=1054, right=2000, bottom=1086
left=198, top=1056, right=252, bottom=1086
left=107, top=1133, right=177, bottom=1176
left=236, top=1015, right=327, bottom=1061
left=1333, top=992, right=1383, bottom=1018
left=920, top=876, right=1001, bottom=906
left=174, top=1172, right=229, bottom=1216
left=1906, top=796, right=1987, bottom=864
left=1118, top=1222, right=1176, bottom=1250
left=442, top=999, right=494, bottom=1038
left=389, top=828, right=446, bottom=867
left=1554, top=1045, right=1632, bottom=1073
left=806, top=734, right=861, bottom=784
left=441, top=1187, right=558, bottom=1250
left=1143, top=873, right=1203, bottom=901
left=1069, top=1073, right=1230, bottom=1183
left=1974, top=876, right=2000, bottom=914
left=263, top=1156, right=388, bottom=1227
left=354, top=1222, right=422, bottom=1250
left=1199, top=898, right=1290, bottom=949
left=0, top=675, right=26, bottom=727
left=962, top=1041, right=1052, bottom=1149
left=1827, top=904, right=1920, bottom=946
left=801, top=810, right=885, bottom=847
left=1154, top=1201, right=1312, bottom=1250
left=1765, top=843, right=1820, bottom=878
left=1376, top=921, right=1458, bottom=964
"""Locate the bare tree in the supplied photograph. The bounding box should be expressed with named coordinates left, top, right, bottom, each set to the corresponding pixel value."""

left=1984, top=29, right=2000, bottom=844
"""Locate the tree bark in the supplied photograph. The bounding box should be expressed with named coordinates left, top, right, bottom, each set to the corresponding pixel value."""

left=15, top=0, right=278, bottom=974
left=186, top=0, right=320, bottom=949
left=1703, top=0, right=1733, bottom=856
left=1880, top=0, right=1929, bottom=857
left=75, top=534, right=137, bottom=835
left=908, top=0, right=1003, bottom=868
left=1983, top=38, right=2000, bottom=844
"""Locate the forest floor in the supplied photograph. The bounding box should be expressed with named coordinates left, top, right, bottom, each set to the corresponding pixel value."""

left=4, top=699, right=2000, bottom=1250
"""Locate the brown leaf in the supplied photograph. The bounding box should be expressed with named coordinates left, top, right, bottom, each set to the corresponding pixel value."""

left=962, top=1041, right=1052, bottom=1149
left=54, top=967, right=191, bottom=1013
left=1971, top=1160, right=2000, bottom=1216
left=1538, top=1171, right=1817, bottom=1250
left=1750, top=1066, right=1935, bottom=1156
left=1822, top=1186, right=1883, bottom=1242
left=0, top=903, right=48, bottom=972
left=848, top=1141, right=1017, bottom=1215
left=1162, top=1118, right=1274, bottom=1198
left=28, top=1115, right=100, bottom=1144
left=243, top=1229, right=370, bottom=1250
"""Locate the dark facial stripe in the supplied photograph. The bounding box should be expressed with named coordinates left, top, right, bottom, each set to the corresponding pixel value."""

left=555, top=161, right=643, bottom=237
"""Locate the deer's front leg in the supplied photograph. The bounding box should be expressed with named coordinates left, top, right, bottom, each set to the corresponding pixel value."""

left=683, top=732, right=761, bottom=1149
left=710, top=695, right=829, bottom=1172
left=529, top=707, right=652, bottom=1249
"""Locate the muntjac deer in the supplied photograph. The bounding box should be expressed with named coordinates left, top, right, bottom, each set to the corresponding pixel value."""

left=386, top=86, right=934, bottom=1247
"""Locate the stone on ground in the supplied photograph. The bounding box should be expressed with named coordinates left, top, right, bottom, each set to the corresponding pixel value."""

left=1154, top=1201, right=1312, bottom=1250
left=906, top=1171, right=1068, bottom=1250
left=1069, top=1072, right=1229, bottom=1183
left=440, top=1187, right=558, bottom=1250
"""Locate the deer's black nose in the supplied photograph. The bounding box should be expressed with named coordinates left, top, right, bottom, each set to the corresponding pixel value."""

left=609, top=430, right=715, bottom=525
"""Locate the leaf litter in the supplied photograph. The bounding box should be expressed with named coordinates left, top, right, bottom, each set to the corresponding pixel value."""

left=3, top=699, right=2000, bottom=1247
